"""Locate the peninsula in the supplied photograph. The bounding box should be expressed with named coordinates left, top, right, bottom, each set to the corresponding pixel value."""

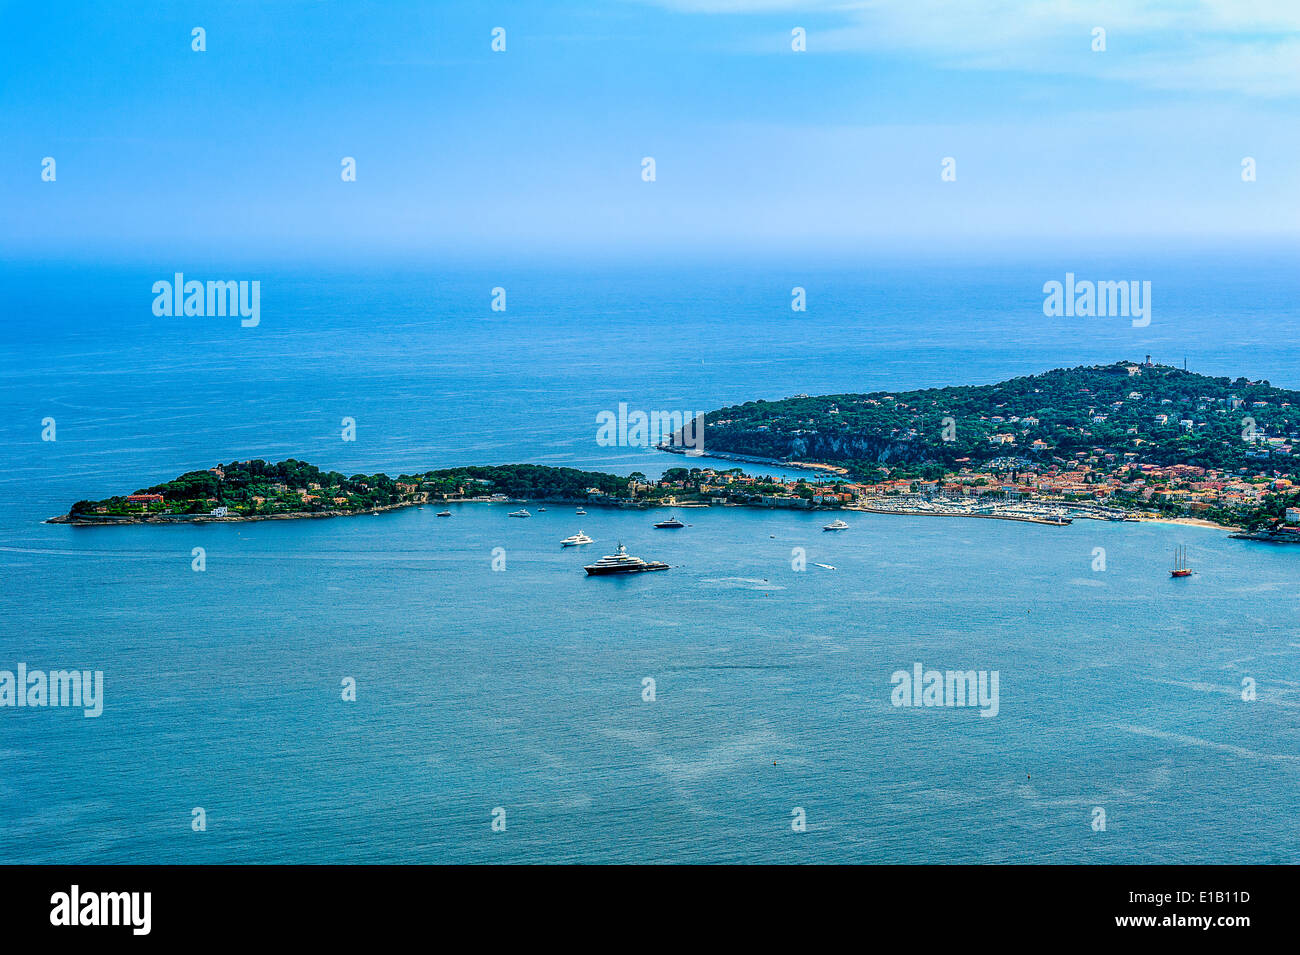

left=47, top=361, right=1300, bottom=540
left=669, top=359, right=1300, bottom=535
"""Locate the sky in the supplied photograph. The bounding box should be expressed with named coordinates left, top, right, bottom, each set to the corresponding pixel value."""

left=3, top=0, right=1300, bottom=261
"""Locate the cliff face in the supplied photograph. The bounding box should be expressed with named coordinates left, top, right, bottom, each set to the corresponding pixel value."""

left=696, top=361, right=1300, bottom=475
left=705, top=428, right=932, bottom=466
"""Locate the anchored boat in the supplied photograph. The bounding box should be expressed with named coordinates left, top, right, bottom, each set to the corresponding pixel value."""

left=584, top=542, right=670, bottom=575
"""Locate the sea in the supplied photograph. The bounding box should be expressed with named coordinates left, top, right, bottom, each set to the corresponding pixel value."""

left=1, top=251, right=1298, bottom=863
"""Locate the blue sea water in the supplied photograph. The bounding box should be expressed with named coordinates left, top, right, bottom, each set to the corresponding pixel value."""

left=1, top=253, right=1299, bottom=863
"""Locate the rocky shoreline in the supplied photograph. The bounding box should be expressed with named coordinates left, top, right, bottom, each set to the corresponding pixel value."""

left=658, top=445, right=849, bottom=474
left=46, top=500, right=423, bottom=526
left=1228, top=529, right=1300, bottom=543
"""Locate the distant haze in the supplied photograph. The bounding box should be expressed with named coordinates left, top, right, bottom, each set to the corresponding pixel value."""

left=4, top=1, right=1300, bottom=260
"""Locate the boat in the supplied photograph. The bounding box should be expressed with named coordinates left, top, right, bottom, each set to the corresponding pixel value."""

left=823, top=519, right=849, bottom=531
left=1171, top=545, right=1192, bottom=577
left=538, top=507, right=546, bottom=512
left=561, top=531, right=593, bottom=547
left=654, top=514, right=686, bottom=528
left=584, top=542, right=670, bottom=575
left=575, top=508, right=587, bottom=516
left=436, top=510, right=451, bottom=517
left=509, top=509, right=531, bottom=518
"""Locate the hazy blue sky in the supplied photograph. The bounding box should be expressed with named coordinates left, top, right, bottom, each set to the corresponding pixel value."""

left=4, top=0, right=1300, bottom=260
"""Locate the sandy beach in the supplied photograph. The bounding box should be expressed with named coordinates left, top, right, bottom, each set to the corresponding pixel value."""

left=1135, top=516, right=1241, bottom=532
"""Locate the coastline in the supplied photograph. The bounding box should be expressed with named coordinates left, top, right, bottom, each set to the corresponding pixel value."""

left=42, top=490, right=1251, bottom=536
left=46, top=500, right=424, bottom=526
left=50, top=494, right=1167, bottom=532
left=658, top=445, right=849, bottom=475
left=850, top=505, right=1071, bottom=527
left=42, top=456, right=1274, bottom=540
left=47, top=494, right=670, bottom=526
left=1135, top=516, right=1241, bottom=532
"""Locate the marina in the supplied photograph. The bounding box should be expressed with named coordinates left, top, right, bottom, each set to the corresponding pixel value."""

left=855, top=495, right=1076, bottom=526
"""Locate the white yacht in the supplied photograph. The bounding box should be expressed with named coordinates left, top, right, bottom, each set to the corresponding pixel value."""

left=584, top=542, right=670, bottom=576
left=823, top=519, right=849, bottom=531
left=575, top=507, right=587, bottom=516
left=561, top=531, right=593, bottom=547
left=509, top=508, right=531, bottom=518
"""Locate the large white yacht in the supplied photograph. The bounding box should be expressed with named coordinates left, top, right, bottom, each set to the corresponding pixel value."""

left=583, top=542, right=670, bottom=575
left=823, top=519, right=849, bottom=531
left=508, top=508, right=531, bottom=518
left=561, top=530, right=593, bottom=547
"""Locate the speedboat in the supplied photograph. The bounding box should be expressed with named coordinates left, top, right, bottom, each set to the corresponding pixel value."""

left=436, top=510, right=451, bottom=517
left=509, top=508, right=531, bottom=518
left=538, top=507, right=546, bottom=512
left=654, top=515, right=686, bottom=529
left=584, top=542, right=670, bottom=575
left=575, top=508, right=587, bottom=516
left=561, top=531, right=593, bottom=547
left=823, top=519, right=849, bottom=531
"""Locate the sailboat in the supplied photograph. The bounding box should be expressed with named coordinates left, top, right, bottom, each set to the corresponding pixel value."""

left=1170, top=545, right=1192, bottom=578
